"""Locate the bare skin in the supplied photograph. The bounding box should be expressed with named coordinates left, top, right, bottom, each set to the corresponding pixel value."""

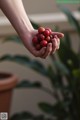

left=0, top=0, right=64, bottom=58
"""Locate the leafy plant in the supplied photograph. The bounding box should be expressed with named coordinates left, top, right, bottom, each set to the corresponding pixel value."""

left=0, top=8, right=80, bottom=120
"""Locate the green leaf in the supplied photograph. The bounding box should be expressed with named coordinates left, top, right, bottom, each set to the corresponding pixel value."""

left=46, top=65, right=67, bottom=99
left=20, top=112, right=34, bottom=119
left=46, top=118, right=54, bottom=120
left=52, top=59, right=69, bottom=76
left=0, top=54, right=30, bottom=64
left=16, top=80, right=42, bottom=88
left=38, top=102, right=68, bottom=118
left=38, top=102, right=53, bottom=114
left=0, top=55, right=47, bottom=76
left=30, top=60, right=47, bottom=76
left=10, top=114, right=19, bottom=120
left=78, top=7, right=80, bottom=12
left=31, top=21, right=40, bottom=29
left=63, top=32, right=71, bottom=49
left=72, top=69, right=80, bottom=78
left=57, top=39, right=79, bottom=70
left=34, top=115, right=45, bottom=120
left=59, top=7, right=80, bottom=36
left=47, top=65, right=56, bottom=80
left=51, top=102, right=68, bottom=119
left=46, top=65, right=59, bottom=88
left=3, top=35, right=22, bottom=44
left=10, top=112, right=34, bottom=120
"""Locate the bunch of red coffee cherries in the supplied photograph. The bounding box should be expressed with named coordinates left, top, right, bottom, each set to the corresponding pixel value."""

left=32, top=27, right=55, bottom=50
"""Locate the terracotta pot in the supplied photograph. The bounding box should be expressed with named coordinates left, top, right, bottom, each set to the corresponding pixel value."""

left=0, top=72, right=18, bottom=117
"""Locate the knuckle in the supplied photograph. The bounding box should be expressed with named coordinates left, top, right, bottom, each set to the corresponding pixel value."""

left=34, top=54, right=38, bottom=57
left=41, top=56, right=46, bottom=59
left=53, top=44, right=56, bottom=48
left=47, top=49, right=51, bottom=53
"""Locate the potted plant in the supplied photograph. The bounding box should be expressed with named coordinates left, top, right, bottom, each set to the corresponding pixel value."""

left=0, top=8, right=80, bottom=120
left=0, top=72, right=18, bottom=115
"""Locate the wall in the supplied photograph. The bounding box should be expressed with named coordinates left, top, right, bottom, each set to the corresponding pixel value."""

left=0, top=0, right=80, bottom=16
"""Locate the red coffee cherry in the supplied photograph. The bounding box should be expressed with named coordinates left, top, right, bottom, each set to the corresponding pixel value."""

left=35, top=44, right=41, bottom=50
left=40, top=40, right=48, bottom=47
left=32, top=36, right=38, bottom=44
left=32, top=27, right=56, bottom=50
left=46, top=36, right=51, bottom=42
left=45, top=28, right=52, bottom=34
left=38, top=34, right=45, bottom=41
left=38, top=27, right=45, bottom=34
left=44, top=30, right=51, bottom=37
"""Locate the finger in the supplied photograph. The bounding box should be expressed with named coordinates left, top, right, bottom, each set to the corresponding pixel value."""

left=52, top=32, right=64, bottom=38
left=32, top=47, right=46, bottom=57
left=41, top=43, right=52, bottom=59
left=51, top=37, right=58, bottom=54
left=54, top=35, right=60, bottom=49
left=32, top=29, right=38, bottom=35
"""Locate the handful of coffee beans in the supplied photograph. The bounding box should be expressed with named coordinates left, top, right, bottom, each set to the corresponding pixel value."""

left=32, top=27, right=55, bottom=50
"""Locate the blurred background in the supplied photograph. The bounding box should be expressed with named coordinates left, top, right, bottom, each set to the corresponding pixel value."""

left=0, top=0, right=80, bottom=120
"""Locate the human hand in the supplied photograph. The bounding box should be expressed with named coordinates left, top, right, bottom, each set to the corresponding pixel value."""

left=20, top=29, right=64, bottom=59
left=0, top=0, right=64, bottom=58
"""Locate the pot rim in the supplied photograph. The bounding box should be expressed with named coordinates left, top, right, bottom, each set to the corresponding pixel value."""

left=0, top=72, right=18, bottom=91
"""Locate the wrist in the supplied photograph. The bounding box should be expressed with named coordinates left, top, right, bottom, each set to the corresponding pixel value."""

left=16, top=18, right=34, bottom=39
left=18, top=27, right=35, bottom=43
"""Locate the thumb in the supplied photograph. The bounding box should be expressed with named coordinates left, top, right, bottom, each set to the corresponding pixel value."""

left=32, top=47, right=46, bottom=57
left=52, top=32, right=64, bottom=38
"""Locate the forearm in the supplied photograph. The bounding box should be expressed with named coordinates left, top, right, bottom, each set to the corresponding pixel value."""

left=0, top=0, right=34, bottom=37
